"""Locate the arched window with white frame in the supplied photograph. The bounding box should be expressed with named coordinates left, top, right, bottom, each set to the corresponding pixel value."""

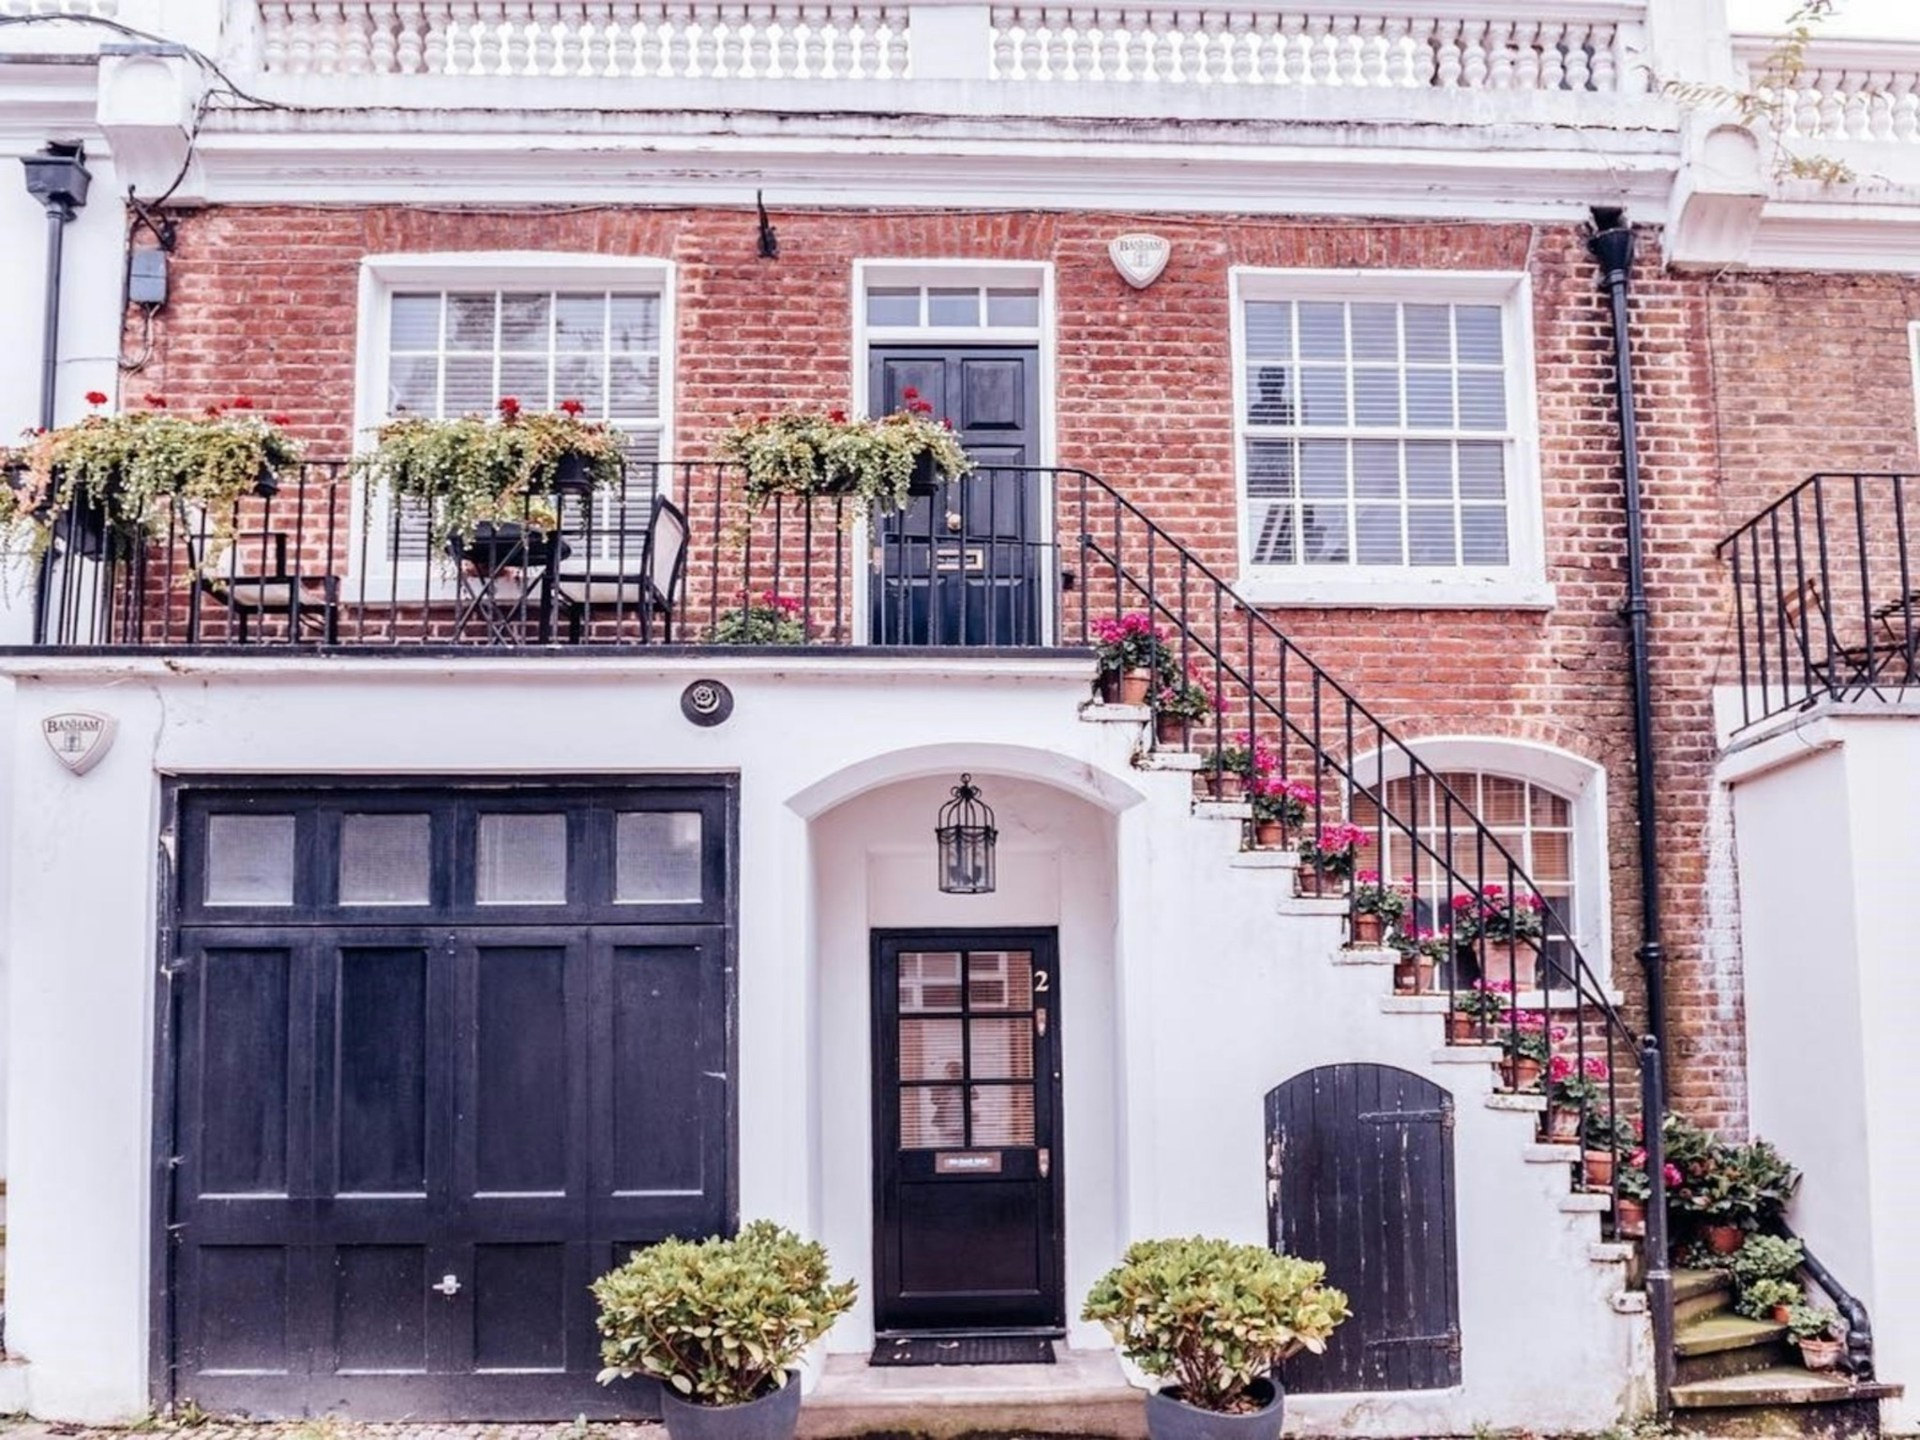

left=1350, top=739, right=1609, bottom=990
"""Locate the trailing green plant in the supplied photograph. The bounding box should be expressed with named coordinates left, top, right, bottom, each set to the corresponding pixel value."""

left=592, top=1221, right=856, bottom=1408
left=10, top=393, right=301, bottom=551
left=719, top=394, right=971, bottom=518
left=358, top=396, right=625, bottom=550
left=708, top=589, right=807, bottom=645
left=1738, top=1276, right=1804, bottom=1321
left=1786, top=1302, right=1844, bottom=1343
left=1081, top=1236, right=1350, bottom=1415
left=1731, top=1234, right=1805, bottom=1287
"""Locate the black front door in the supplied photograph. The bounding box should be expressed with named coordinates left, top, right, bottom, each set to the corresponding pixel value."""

left=869, top=347, right=1044, bottom=646
left=871, top=931, right=1063, bottom=1334
left=161, top=781, right=735, bottom=1420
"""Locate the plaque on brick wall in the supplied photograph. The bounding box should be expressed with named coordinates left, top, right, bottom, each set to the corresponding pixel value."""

left=1109, top=233, right=1171, bottom=289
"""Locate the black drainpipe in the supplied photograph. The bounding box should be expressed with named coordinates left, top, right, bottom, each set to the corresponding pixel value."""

left=19, top=140, right=92, bottom=644
left=1587, top=207, right=1668, bottom=1066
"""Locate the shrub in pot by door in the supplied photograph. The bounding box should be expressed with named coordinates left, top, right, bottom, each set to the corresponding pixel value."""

left=1082, top=1236, right=1350, bottom=1440
left=1350, top=870, right=1407, bottom=949
left=1248, top=775, right=1316, bottom=850
left=1296, top=823, right=1370, bottom=898
left=1787, top=1303, right=1846, bottom=1372
left=592, top=1221, right=856, bottom=1440
left=1091, top=611, right=1168, bottom=706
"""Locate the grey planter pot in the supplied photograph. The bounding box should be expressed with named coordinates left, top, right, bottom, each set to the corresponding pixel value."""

left=659, top=1370, right=803, bottom=1440
left=1145, top=1377, right=1284, bottom=1440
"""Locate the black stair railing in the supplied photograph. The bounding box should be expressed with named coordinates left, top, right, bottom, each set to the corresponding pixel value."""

left=1719, top=472, right=1920, bottom=731
left=1777, top=1219, right=1877, bottom=1382
left=1053, top=464, right=1658, bottom=1244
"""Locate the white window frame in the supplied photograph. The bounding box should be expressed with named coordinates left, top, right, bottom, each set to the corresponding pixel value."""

left=351, top=252, right=676, bottom=590
left=1351, top=736, right=1612, bottom=989
left=1229, top=267, right=1552, bottom=610
left=850, top=259, right=1057, bottom=643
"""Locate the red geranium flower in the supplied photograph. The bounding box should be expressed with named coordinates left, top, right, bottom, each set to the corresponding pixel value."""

left=229, top=396, right=255, bottom=410
left=270, top=413, right=294, bottom=426
left=828, top=408, right=848, bottom=423
left=497, top=396, right=522, bottom=419
left=902, top=385, right=920, bottom=400
left=559, top=398, right=585, bottom=416
left=142, top=393, right=167, bottom=409
left=84, top=390, right=108, bottom=407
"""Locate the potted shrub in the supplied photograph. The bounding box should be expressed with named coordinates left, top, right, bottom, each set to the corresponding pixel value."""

left=1786, top=1303, right=1846, bottom=1371
left=1297, top=823, right=1370, bottom=898
left=14, top=392, right=301, bottom=556
left=1684, top=1136, right=1800, bottom=1255
left=1082, top=1236, right=1350, bottom=1440
left=1449, top=978, right=1510, bottom=1044
left=1153, top=663, right=1213, bottom=746
left=1091, top=611, right=1168, bottom=705
left=1741, top=1276, right=1805, bottom=1324
left=1350, top=870, right=1406, bottom=947
left=1391, top=927, right=1449, bottom=994
left=593, top=1221, right=857, bottom=1440
left=1248, top=776, right=1315, bottom=850
left=1495, top=1010, right=1560, bottom=1094
left=1730, top=1233, right=1804, bottom=1314
left=1544, top=1055, right=1609, bottom=1145
left=719, top=393, right=971, bottom=516
left=709, top=589, right=807, bottom=645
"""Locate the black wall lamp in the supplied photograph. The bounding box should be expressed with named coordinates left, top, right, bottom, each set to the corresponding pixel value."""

left=935, top=774, right=997, bottom=895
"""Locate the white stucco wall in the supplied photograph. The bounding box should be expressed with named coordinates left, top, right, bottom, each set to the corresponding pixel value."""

left=1725, top=706, right=1920, bottom=1434
left=1, top=654, right=1641, bottom=1429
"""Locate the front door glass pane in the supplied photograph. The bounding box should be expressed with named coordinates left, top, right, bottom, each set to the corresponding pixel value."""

left=969, top=1086, right=1035, bottom=1146
left=899, top=952, right=962, bottom=1012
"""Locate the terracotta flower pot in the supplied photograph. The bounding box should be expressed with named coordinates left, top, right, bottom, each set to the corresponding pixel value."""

left=1583, top=1149, right=1615, bottom=1189
left=1196, top=770, right=1232, bottom=800
left=1352, top=912, right=1386, bottom=946
left=1774, top=1304, right=1794, bottom=1324
left=1394, top=958, right=1436, bottom=993
left=1156, top=712, right=1194, bottom=747
left=1545, top=1106, right=1583, bottom=1144
left=1704, top=1224, right=1746, bottom=1256
left=1296, top=865, right=1336, bottom=897
left=1448, top=1012, right=1487, bottom=1044
left=1615, top=1198, right=1647, bottom=1238
left=1252, top=819, right=1287, bottom=849
left=1798, top=1337, right=1844, bottom=1372
left=1101, top=667, right=1153, bottom=706
left=1499, top=1056, right=1543, bottom=1092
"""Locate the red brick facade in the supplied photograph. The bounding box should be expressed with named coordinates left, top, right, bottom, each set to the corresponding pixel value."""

left=132, top=205, right=1920, bottom=1130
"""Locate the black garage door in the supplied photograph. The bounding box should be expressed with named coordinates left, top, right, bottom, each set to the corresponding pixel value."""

left=156, top=780, right=735, bottom=1420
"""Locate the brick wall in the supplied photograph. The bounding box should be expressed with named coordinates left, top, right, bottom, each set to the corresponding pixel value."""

left=137, top=204, right=1920, bottom=1131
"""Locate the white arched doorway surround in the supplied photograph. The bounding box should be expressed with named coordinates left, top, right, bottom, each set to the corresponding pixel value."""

left=788, top=744, right=1142, bottom=1353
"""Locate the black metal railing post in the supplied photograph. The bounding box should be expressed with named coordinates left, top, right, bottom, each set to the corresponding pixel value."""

left=1641, top=1035, right=1674, bottom=1424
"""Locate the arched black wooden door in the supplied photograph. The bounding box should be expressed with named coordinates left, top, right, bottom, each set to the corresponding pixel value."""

left=1265, top=1065, right=1461, bottom=1393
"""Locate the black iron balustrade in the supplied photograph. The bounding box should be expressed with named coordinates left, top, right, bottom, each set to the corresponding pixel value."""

left=1719, top=472, right=1920, bottom=731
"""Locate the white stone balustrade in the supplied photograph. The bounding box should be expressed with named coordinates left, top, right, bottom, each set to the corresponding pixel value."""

left=246, top=0, right=1654, bottom=92
left=255, top=1, right=911, bottom=79
left=0, top=0, right=117, bottom=13
left=989, top=2, right=1648, bottom=93
left=1734, top=37, right=1920, bottom=145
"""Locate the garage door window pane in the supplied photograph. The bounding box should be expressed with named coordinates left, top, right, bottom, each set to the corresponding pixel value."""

left=340, top=814, right=432, bottom=905
left=476, top=814, right=567, bottom=904
left=207, top=815, right=297, bottom=906
left=615, top=811, right=703, bottom=903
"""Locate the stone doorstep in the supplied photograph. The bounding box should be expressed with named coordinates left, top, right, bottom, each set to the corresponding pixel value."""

left=799, top=1350, right=1147, bottom=1440
left=1672, top=1366, right=1907, bottom=1409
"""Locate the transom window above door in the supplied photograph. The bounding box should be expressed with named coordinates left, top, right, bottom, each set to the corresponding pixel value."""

left=865, top=285, right=1041, bottom=331
left=857, top=263, right=1048, bottom=344
left=1232, top=271, right=1549, bottom=609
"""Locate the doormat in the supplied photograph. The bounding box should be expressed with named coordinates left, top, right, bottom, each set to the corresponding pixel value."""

left=871, top=1336, right=1057, bottom=1367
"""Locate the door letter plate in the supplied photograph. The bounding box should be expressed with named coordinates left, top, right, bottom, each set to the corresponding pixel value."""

left=936, top=1151, right=1003, bottom=1174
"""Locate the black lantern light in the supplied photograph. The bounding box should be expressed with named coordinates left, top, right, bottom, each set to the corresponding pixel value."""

left=935, top=773, right=996, bottom=895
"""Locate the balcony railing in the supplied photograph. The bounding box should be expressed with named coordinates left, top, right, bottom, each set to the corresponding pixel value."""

left=1718, top=472, right=1920, bottom=731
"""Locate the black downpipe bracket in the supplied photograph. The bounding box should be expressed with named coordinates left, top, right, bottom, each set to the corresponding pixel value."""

left=1590, top=207, right=1675, bottom=1420
left=19, top=140, right=92, bottom=644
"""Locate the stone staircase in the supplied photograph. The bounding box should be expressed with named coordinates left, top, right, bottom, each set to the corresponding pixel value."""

left=1670, top=1268, right=1901, bottom=1438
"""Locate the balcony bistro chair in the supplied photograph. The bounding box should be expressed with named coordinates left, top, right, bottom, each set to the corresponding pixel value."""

left=553, top=492, right=689, bottom=643
left=181, top=509, right=340, bottom=645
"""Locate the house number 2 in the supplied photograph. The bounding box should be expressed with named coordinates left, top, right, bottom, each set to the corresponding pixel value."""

left=1033, top=970, right=1050, bottom=994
